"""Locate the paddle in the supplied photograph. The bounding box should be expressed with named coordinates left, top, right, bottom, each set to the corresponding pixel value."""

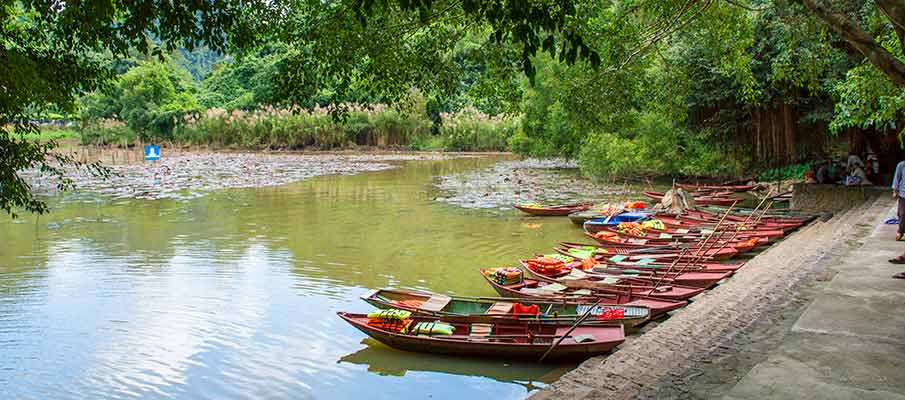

left=538, top=297, right=604, bottom=363
left=650, top=200, right=741, bottom=288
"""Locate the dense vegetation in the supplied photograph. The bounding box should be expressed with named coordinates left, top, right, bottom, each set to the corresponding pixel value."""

left=4, top=0, right=905, bottom=215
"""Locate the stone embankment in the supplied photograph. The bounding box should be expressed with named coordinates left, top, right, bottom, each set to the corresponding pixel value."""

left=533, top=194, right=897, bottom=399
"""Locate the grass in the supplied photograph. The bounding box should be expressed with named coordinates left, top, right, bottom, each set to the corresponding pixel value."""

left=22, top=127, right=80, bottom=142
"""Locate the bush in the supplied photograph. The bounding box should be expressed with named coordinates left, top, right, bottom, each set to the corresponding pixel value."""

left=758, top=162, right=813, bottom=181
left=577, top=112, right=744, bottom=179
left=79, top=119, right=138, bottom=145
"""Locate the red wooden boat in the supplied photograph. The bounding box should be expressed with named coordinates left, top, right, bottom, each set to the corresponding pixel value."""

left=653, top=215, right=786, bottom=241
left=642, top=191, right=742, bottom=206
left=513, top=202, right=594, bottom=216
left=677, top=183, right=757, bottom=192
left=519, top=259, right=728, bottom=290
left=584, top=231, right=749, bottom=258
left=666, top=213, right=800, bottom=233
left=479, top=272, right=686, bottom=318
left=683, top=209, right=807, bottom=228
left=557, top=241, right=743, bottom=264
left=596, top=225, right=773, bottom=247
left=552, top=246, right=744, bottom=273
left=337, top=312, right=625, bottom=361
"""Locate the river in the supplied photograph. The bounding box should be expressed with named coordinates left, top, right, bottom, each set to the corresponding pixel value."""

left=1, top=155, right=641, bottom=399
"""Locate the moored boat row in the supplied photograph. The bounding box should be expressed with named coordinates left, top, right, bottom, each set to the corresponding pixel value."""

left=337, top=187, right=812, bottom=363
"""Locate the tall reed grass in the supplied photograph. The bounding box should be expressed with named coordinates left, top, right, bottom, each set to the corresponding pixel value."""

left=437, top=107, right=518, bottom=151
left=78, top=104, right=519, bottom=152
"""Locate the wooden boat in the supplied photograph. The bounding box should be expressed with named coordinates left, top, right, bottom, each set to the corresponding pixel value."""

left=519, top=259, right=724, bottom=292
left=663, top=213, right=801, bottom=233
left=595, top=225, right=774, bottom=246
left=513, top=202, right=594, bottom=216
left=582, top=212, right=654, bottom=233
left=337, top=312, right=625, bottom=361
left=569, top=211, right=611, bottom=225
left=558, top=241, right=743, bottom=263
left=361, top=288, right=651, bottom=329
left=584, top=231, right=746, bottom=258
left=646, top=216, right=785, bottom=241
left=654, top=214, right=794, bottom=235
left=677, top=183, right=757, bottom=192
left=684, top=209, right=808, bottom=227
left=700, top=205, right=817, bottom=221
left=555, top=244, right=744, bottom=273
left=642, top=191, right=742, bottom=206
left=479, top=272, right=687, bottom=318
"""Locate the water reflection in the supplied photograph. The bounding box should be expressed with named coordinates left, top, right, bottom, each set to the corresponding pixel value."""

left=339, top=338, right=573, bottom=392
left=0, top=156, right=646, bottom=399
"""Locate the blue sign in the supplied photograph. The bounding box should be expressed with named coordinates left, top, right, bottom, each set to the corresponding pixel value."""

left=144, top=145, right=160, bottom=161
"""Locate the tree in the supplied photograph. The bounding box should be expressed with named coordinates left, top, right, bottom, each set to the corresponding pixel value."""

left=801, top=0, right=905, bottom=87
left=83, top=62, right=201, bottom=138
left=1, top=0, right=275, bottom=216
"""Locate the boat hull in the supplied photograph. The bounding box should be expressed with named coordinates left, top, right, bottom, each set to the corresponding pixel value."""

left=338, top=312, right=625, bottom=361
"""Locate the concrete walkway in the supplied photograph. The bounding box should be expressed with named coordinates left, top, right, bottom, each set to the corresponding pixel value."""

left=724, top=200, right=905, bottom=400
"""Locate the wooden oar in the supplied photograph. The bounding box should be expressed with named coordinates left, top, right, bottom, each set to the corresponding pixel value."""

left=659, top=201, right=738, bottom=283
left=538, top=298, right=604, bottom=363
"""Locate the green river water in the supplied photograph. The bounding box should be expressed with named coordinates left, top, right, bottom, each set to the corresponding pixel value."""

left=1, top=156, right=629, bottom=399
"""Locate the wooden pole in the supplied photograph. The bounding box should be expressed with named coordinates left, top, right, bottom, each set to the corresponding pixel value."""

left=538, top=298, right=604, bottom=362
left=665, top=201, right=738, bottom=279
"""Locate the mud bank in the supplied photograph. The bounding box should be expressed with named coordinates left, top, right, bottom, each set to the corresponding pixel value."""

left=22, top=152, right=453, bottom=201
left=434, top=158, right=636, bottom=210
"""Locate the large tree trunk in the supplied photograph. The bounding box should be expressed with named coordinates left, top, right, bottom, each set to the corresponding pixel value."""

left=802, top=0, right=905, bottom=87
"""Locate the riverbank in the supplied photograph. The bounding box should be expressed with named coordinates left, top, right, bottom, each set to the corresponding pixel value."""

left=532, top=193, right=899, bottom=399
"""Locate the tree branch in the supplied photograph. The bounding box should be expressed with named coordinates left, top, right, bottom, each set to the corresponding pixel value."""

left=802, top=0, right=905, bottom=87
left=875, top=0, right=905, bottom=53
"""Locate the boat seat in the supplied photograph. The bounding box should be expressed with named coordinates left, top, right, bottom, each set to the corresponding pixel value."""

left=419, top=294, right=452, bottom=312
left=486, top=302, right=513, bottom=315
left=470, top=323, right=492, bottom=337
left=634, top=258, right=656, bottom=266
left=567, top=269, right=588, bottom=279
left=542, top=283, right=567, bottom=293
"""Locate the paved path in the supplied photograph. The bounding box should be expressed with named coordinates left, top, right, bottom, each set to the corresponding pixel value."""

left=723, top=200, right=905, bottom=400
left=533, top=196, right=902, bottom=400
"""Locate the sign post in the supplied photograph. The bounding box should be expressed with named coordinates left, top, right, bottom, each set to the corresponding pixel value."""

left=144, top=144, right=160, bottom=161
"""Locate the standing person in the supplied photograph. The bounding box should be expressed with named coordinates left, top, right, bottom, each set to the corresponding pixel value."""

left=892, top=158, right=905, bottom=242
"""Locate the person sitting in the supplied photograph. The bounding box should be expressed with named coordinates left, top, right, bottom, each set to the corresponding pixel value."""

left=804, top=169, right=817, bottom=184
left=866, top=154, right=880, bottom=183
left=847, top=151, right=864, bottom=170
left=816, top=160, right=831, bottom=184
left=845, top=162, right=871, bottom=186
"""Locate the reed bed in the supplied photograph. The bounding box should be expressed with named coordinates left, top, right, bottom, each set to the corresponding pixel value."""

left=76, top=104, right=519, bottom=151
